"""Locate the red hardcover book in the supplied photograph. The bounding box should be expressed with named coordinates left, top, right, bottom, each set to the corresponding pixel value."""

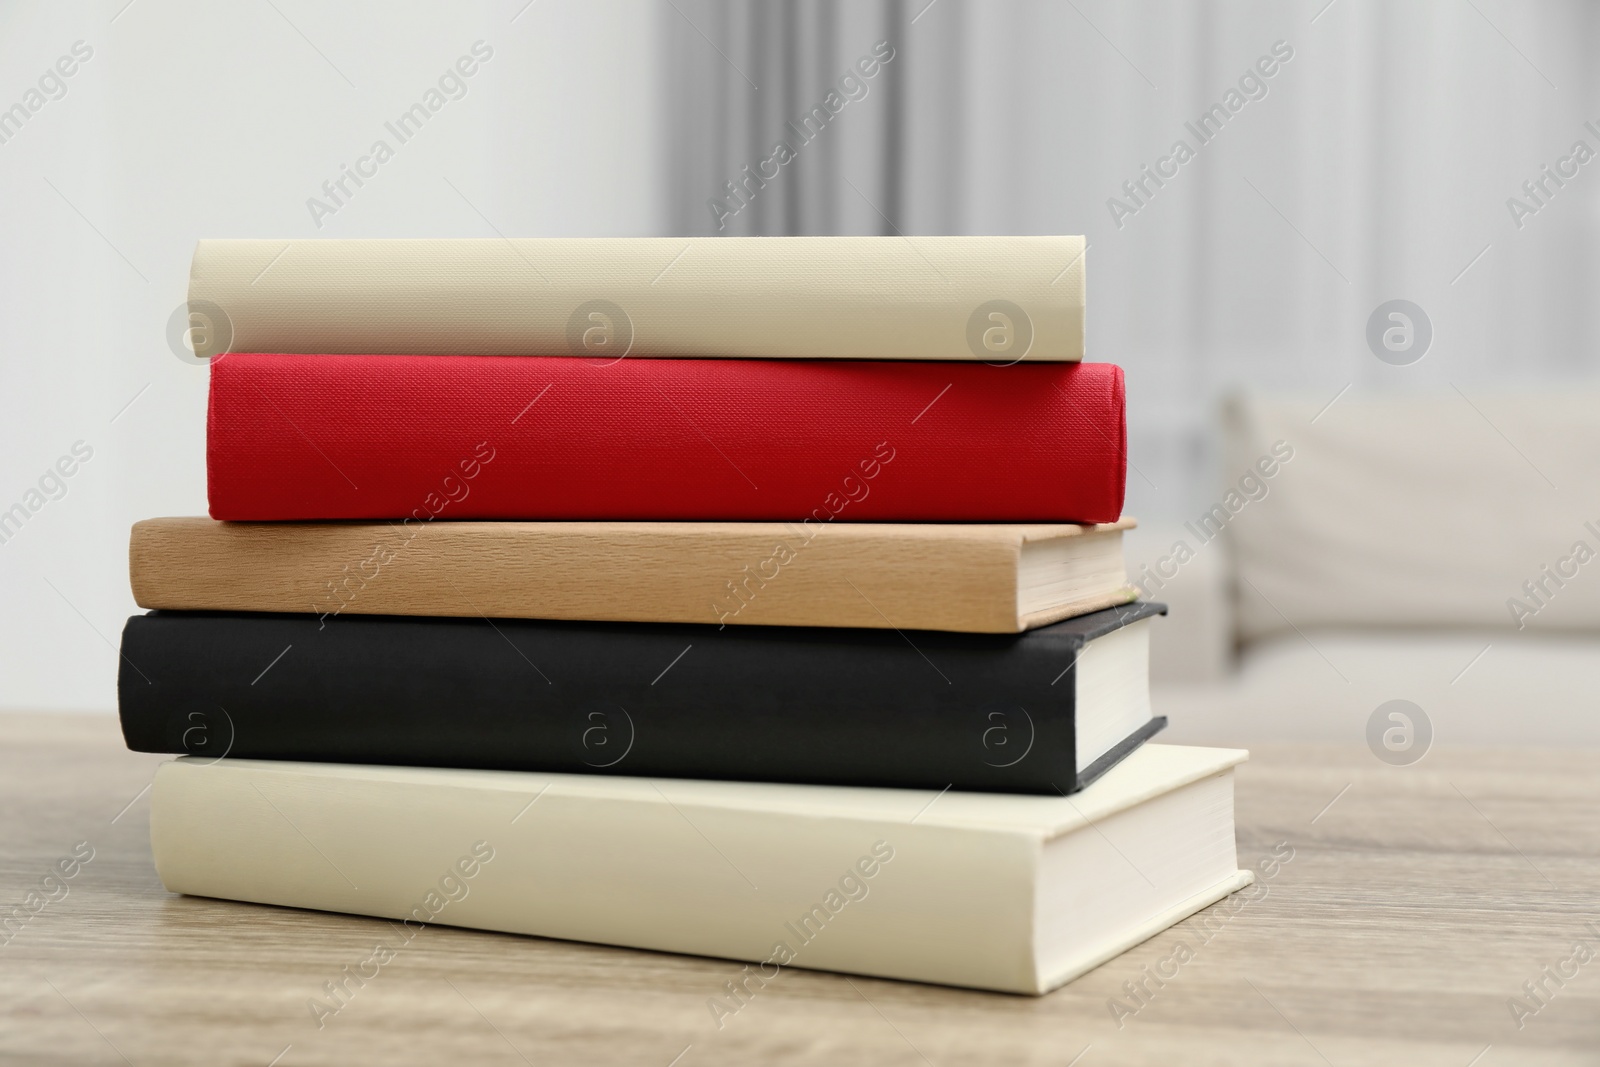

left=206, top=354, right=1126, bottom=523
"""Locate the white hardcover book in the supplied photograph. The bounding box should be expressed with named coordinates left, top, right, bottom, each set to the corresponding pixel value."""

left=150, top=744, right=1250, bottom=995
left=187, top=235, right=1086, bottom=362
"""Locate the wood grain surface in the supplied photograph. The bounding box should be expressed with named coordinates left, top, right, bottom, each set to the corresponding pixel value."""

left=1, top=712, right=1596, bottom=1066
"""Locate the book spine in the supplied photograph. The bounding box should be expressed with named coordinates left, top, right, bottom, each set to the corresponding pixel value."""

left=118, top=610, right=1093, bottom=793
left=190, top=236, right=1085, bottom=361
left=127, top=519, right=1026, bottom=633
left=205, top=354, right=1126, bottom=524
left=150, top=759, right=1042, bottom=992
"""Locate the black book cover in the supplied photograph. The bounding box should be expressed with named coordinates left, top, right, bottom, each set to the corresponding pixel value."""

left=118, top=603, right=1166, bottom=795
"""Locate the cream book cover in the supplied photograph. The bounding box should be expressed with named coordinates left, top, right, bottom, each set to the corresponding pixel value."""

left=187, top=235, right=1086, bottom=361
left=150, top=744, right=1251, bottom=995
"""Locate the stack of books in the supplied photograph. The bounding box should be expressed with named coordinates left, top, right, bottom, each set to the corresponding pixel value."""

left=118, top=236, right=1250, bottom=995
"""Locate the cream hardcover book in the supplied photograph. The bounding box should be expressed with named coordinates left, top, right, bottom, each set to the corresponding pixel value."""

left=150, top=745, right=1251, bottom=995
left=187, top=235, right=1086, bottom=361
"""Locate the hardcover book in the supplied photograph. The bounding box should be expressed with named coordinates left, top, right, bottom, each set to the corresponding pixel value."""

left=188, top=235, right=1086, bottom=361
left=204, top=354, right=1127, bottom=523
left=129, top=517, right=1137, bottom=633
left=147, top=744, right=1250, bottom=994
left=118, top=603, right=1167, bottom=794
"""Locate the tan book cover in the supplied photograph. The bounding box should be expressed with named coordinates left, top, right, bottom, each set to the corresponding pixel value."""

left=187, top=236, right=1086, bottom=361
left=129, top=517, right=1136, bottom=633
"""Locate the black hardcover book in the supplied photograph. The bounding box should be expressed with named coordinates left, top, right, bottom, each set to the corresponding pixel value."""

left=118, top=603, right=1166, bottom=794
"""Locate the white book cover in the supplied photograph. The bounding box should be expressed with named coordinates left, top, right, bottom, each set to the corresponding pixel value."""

left=150, top=743, right=1250, bottom=995
left=188, top=235, right=1086, bottom=362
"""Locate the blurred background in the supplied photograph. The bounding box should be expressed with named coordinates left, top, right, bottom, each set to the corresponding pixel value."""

left=3, top=0, right=1597, bottom=748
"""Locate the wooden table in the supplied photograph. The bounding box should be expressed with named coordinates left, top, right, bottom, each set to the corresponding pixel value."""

left=1, top=712, right=1596, bottom=1066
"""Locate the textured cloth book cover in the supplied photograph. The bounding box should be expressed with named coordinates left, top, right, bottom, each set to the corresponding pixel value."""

left=206, top=354, right=1126, bottom=523
left=118, top=603, right=1165, bottom=794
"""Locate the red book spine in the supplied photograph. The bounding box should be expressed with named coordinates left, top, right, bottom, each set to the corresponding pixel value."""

left=206, top=354, right=1126, bottom=523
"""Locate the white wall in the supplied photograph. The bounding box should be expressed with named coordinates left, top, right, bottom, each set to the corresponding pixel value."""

left=0, top=1, right=664, bottom=711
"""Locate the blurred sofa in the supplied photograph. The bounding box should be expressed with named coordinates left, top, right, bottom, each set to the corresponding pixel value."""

left=1134, top=390, right=1600, bottom=748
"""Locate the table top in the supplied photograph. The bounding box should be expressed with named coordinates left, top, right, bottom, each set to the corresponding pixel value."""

left=1, top=712, right=1596, bottom=1066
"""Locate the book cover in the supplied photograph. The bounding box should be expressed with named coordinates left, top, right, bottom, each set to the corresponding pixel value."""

left=205, top=354, right=1126, bottom=523
left=148, top=744, right=1250, bottom=995
left=128, top=517, right=1137, bottom=633
left=189, top=235, right=1086, bottom=361
left=118, top=603, right=1167, bottom=794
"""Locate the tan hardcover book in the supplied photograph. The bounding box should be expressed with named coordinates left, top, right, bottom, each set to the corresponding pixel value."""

left=187, top=236, right=1086, bottom=361
left=129, top=517, right=1136, bottom=633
